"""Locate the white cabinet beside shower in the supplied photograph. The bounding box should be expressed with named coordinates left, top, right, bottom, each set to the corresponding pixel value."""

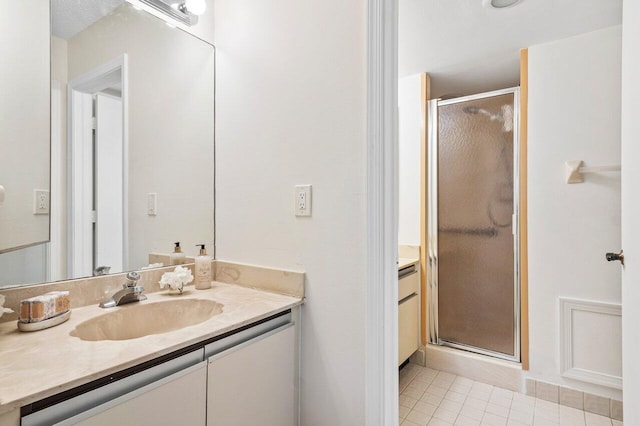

left=398, top=259, right=420, bottom=366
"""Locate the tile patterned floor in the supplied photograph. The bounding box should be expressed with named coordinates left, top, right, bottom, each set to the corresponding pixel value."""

left=399, top=363, right=623, bottom=426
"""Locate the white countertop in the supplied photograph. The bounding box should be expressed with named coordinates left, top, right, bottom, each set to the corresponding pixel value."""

left=0, top=282, right=303, bottom=414
left=398, top=257, right=419, bottom=270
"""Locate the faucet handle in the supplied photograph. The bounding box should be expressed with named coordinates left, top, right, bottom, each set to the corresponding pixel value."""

left=124, top=271, right=141, bottom=288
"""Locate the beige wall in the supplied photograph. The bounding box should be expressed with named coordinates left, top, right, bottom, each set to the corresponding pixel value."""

left=528, top=26, right=622, bottom=400
left=0, top=36, right=69, bottom=288
left=398, top=75, right=421, bottom=246
left=0, top=0, right=50, bottom=252
left=213, top=0, right=367, bottom=423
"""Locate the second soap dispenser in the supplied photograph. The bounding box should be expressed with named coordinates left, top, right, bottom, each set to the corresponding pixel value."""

left=169, top=242, right=186, bottom=265
left=194, top=244, right=212, bottom=289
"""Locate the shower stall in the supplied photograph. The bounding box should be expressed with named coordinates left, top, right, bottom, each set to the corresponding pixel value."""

left=427, top=87, right=520, bottom=362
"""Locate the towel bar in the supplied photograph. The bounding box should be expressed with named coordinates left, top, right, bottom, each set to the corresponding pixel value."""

left=565, top=160, right=621, bottom=184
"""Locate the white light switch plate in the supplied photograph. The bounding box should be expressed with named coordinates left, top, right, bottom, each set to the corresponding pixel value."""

left=294, top=185, right=312, bottom=217
left=147, top=192, right=157, bottom=216
left=33, top=189, right=49, bottom=215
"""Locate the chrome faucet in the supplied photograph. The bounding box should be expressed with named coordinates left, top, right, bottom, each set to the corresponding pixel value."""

left=99, top=272, right=147, bottom=308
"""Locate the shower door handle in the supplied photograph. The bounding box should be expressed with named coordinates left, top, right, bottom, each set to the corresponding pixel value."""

left=606, top=250, right=624, bottom=266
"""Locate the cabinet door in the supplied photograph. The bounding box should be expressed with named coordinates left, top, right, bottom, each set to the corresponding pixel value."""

left=207, top=324, right=296, bottom=426
left=399, top=294, right=419, bottom=365
left=67, top=362, right=207, bottom=426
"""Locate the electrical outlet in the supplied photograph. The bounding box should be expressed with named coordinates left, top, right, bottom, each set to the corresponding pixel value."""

left=33, top=189, right=49, bottom=215
left=294, top=185, right=312, bottom=217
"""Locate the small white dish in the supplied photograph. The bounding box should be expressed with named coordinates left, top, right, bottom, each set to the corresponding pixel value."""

left=18, top=310, right=71, bottom=332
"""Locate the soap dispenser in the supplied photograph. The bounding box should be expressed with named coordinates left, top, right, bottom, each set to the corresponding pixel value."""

left=169, top=242, right=186, bottom=265
left=194, top=244, right=212, bottom=290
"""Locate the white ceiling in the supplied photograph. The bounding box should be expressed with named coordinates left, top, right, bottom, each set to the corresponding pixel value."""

left=52, top=0, right=124, bottom=39
left=399, top=0, right=623, bottom=98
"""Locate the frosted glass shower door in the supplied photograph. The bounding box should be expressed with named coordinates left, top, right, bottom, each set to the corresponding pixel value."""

left=428, top=89, right=519, bottom=360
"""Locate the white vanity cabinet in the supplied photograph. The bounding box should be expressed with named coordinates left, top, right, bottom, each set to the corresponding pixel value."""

left=206, top=323, right=296, bottom=426
left=21, top=350, right=207, bottom=426
left=71, top=362, right=207, bottom=426
left=19, top=311, right=298, bottom=426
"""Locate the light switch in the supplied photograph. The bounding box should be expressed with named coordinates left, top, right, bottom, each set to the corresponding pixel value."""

left=0, top=185, right=4, bottom=205
left=147, top=192, right=157, bottom=216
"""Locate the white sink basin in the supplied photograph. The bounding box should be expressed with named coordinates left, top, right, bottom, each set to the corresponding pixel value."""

left=70, top=299, right=223, bottom=341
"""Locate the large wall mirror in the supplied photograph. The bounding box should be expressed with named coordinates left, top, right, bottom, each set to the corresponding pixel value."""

left=0, top=0, right=51, bottom=255
left=0, top=0, right=215, bottom=288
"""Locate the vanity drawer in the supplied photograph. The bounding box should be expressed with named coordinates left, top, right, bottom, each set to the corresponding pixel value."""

left=398, top=265, right=419, bottom=301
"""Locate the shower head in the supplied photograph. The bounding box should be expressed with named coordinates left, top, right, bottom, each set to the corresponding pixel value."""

left=463, top=106, right=482, bottom=115
left=463, top=105, right=493, bottom=118
left=463, top=104, right=514, bottom=132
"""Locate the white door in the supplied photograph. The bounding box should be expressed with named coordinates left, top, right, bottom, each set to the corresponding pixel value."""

left=94, top=94, right=124, bottom=273
left=621, top=1, right=640, bottom=422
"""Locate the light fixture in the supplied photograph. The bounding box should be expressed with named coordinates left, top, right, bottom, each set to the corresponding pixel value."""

left=183, top=0, right=207, bottom=15
left=139, top=0, right=206, bottom=26
left=483, top=0, right=522, bottom=9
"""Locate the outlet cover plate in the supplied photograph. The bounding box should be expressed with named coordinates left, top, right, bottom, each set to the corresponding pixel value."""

left=34, top=189, right=49, bottom=215
left=295, top=185, right=312, bottom=217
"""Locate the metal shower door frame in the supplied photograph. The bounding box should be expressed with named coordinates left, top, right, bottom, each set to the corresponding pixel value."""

left=427, top=87, right=521, bottom=363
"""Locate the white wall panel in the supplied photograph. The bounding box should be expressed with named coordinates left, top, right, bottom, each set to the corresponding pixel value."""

left=528, top=26, right=622, bottom=399
left=213, top=0, right=367, bottom=423
left=560, top=298, right=622, bottom=389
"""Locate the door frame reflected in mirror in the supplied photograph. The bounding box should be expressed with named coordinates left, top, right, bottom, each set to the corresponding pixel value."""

left=66, top=55, right=128, bottom=279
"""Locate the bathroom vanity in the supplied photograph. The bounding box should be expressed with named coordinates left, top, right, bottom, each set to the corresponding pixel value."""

left=0, top=265, right=304, bottom=426
left=398, top=254, right=420, bottom=366
left=0, top=2, right=305, bottom=424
